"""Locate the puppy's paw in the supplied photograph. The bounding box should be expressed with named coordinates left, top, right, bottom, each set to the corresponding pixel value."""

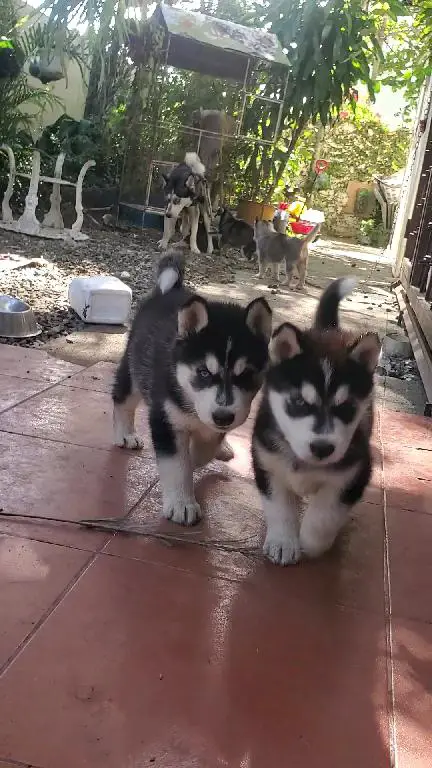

left=115, top=433, right=144, bottom=450
left=162, top=498, right=202, bottom=526
left=157, top=239, right=168, bottom=251
left=263, top=533, right=301, bottom=565
left=215, top=439, right=235, bottom=462
left=190, top=246, right=200, bottom=255
left=299, top=526, right=334, bottom=559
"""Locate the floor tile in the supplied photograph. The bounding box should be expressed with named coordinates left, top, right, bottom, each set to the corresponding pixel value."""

left=60, top=361, right=116, bottom=393
left=380, top=410, right=432, bottom=450
left=107, top=467, right=386, bottom=615
left=387, top=507, right=432, bottom=623
left=0, top=374, right=51, bottom=413
left=0, top=385, right=151, bottom=452
left=0, top=344, right=82, bottom=383
left=0, top=555, right=390, bottom=768
left=0, top=535, right=90, bottom=669
left=392, top=618, right=432, bottom=768
left=0, top=431, right=157, bottom=550
left=383, top=448, right=431, bottom=514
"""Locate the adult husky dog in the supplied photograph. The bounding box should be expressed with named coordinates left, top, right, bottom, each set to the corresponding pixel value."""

left=157, top=152, right=213, bottom=255
left=254, top=219, right=320, bottom=288
left=113, top=252, right=272, bottom=526
left=252, top=277, right=381, bottom=565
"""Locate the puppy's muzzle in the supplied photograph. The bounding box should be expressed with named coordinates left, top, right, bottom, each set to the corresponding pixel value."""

left=212, top=409, right=235, bottom=429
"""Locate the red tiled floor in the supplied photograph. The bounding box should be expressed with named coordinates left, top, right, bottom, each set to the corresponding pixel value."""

left=0, top=384, right=151, bottom=452
left=0, top=535, right=90, bottom=668
left=380, top=410, right=432, bottom=450
left=0, top=344, right=82, bottom=382
left=0, top=431, right=157, bottom=550
left=0, top=554, right=390, bottom=768
left=392, top=619, right=432, bottom=768
left=1, top=342, right=432, bottom=767
left=387, top=506, right=432, bottom=623
left=0, top=374, right=51, bottom=413
left=60, top=361, right=116, bottom=393
left=106, top=469, right=386, bottom=615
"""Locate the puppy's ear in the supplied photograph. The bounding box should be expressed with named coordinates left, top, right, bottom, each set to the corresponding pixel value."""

left=245, top=297, right=272, bottom=343
left=178, top=296, right=208, bottom=337
left=185, top=174, right=195, bottom=190
left=270, top=322, right=303, bottom=362
left=349, top=333, right=381, bottom=373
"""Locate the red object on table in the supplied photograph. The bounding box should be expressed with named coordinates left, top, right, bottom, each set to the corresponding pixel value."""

left=291, top=220, right=315, bottom=235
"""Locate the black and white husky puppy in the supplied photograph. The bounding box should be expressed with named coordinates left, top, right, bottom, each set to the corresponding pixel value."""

left=158, top=152, right=213, bottom=255
left=252, top=277, right=381, bottom=565
left=113, top=252, right=272, bottom=526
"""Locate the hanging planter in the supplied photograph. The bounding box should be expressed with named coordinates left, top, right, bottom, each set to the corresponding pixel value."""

left=29, top=28, right=67, bottom=84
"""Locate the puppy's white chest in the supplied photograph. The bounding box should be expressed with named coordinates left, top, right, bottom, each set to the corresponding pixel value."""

left=288, top=469, right=322, bottom=496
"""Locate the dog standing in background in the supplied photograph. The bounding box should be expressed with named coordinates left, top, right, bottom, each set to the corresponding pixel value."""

left=158, top=152, right=213, bottom=255
left=254, top=219, right=320, bottom=289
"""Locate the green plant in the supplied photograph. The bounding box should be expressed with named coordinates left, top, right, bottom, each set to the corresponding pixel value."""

left=358, top=218, right=389, bottom=247
left=36, top=115, right=121, bottom=185
left=355, top=188, right=377, bottom=217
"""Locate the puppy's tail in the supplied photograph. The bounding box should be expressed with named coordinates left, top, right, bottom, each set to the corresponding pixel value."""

left=302, top=222, right=321, bottom=245
left=185, top=151, right=206, bottom=177
left=156, top=251, right=185, bottom=294
left=314, top=277, right=356, bottom=330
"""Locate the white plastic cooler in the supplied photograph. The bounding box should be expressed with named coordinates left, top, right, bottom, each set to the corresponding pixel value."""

left=68, top=275, right=132, bottom=325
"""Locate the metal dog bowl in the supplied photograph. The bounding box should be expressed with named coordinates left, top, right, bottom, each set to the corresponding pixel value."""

left=0, top=295, right=41, bottom=339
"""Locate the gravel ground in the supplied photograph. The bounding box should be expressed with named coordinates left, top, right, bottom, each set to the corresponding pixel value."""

left=0, top=224, right=247, bottom=347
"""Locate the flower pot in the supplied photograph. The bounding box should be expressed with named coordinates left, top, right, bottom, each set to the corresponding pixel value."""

left=237, top=200, right=275, bottom=225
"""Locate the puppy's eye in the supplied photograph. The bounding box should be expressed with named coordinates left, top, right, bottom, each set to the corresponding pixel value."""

left=332, top=401, right=356, bottom=423
left=197, top=365, right=211, bottom=379
left=291, top=393, right=306, bottom=408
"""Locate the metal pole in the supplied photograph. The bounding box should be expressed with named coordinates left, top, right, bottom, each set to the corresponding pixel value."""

left=273, top=69, right=290, bottom=144
left=237, top=56, right=251, bottom=138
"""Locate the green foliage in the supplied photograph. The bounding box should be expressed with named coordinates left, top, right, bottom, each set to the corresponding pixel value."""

left=36, top=115, right=121, bottom=185
left=306, top=105, right=410, bottom=239
left=313, top=104, right=410, bottom=185
left=379, top=16, right=432, bottom=114
left=34, top=0, right=404, bottom=201
left=358, top=218, right=389, bottom=247
left=355, top=188, right=377, bottom=217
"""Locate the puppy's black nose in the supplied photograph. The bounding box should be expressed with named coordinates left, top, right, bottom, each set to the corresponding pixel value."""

left=310, top=439, right=335, bottom=459
left=212, top=410, right=235, bottom=429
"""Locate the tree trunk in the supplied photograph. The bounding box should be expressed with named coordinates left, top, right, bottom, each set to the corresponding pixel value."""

left=121, top=22, right=164, bottom=202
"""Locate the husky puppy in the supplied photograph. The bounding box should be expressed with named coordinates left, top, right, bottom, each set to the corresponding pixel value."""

left=158, top=152, right=213, bottom=255
left=252, top=277, right=381, bottom=565
left=113, top=252, right=272, bottom=526
left=216, top=206, right=256, bottom=259
left=254, top=219, right=320, bottom=288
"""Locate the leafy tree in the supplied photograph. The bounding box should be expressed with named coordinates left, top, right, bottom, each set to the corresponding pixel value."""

left=379, top=15, right=432, bottom=114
